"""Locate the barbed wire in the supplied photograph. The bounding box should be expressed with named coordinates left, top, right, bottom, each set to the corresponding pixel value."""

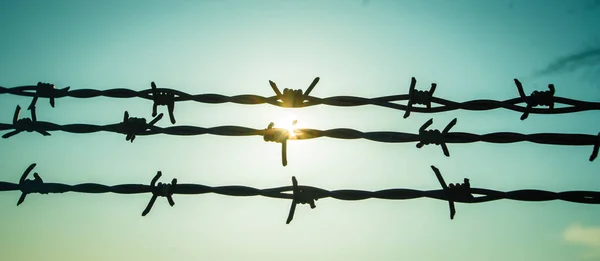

left=1, top=164, right=598, bottom=223
left=1, top=78, right=599, bottom=121
left=2, top=107, right=599, bottom=165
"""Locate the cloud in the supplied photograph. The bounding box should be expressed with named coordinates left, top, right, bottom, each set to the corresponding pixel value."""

left=564, top=223, right=600, bottom=247
left=534, top=47, right=600, bottom=77
left=564, top=223, right=600, bottom=259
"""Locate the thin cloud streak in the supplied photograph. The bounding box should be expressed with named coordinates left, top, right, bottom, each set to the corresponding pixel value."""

left=534, top=48, right=600, bottom=77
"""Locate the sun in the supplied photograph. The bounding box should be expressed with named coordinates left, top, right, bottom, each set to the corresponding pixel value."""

left=274, top=112, right=299, bottom=138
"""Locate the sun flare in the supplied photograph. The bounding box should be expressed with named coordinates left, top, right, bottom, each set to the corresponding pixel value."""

left=274, top=113, right=300, bottom=138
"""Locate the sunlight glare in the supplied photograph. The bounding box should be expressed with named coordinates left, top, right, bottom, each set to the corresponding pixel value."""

left=274, top=112, right=300, bottom=138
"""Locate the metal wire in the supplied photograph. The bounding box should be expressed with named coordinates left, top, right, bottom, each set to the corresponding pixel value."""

left=2, top=164, right=599, bottom=223
left=1, top=78, right=599, bottom=120
left=2, top=109, right=599, bottom=164
left=2, top=79, right=598, bottom=224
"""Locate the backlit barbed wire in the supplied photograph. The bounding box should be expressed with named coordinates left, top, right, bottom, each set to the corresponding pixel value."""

left=1, top=78, right=599, bottom=120
left=1, top=164, right=599, bottom=223
left=1, top=113, right=599, bottom=165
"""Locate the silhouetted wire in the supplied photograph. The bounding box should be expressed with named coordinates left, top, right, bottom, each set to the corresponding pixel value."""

left=2, top=164, right=600, bottom=223
left=1, top=115, right=599, bottom=163
left=3, top=79, right=599, bottom=223
left=1, top=78, right=599, bottom=120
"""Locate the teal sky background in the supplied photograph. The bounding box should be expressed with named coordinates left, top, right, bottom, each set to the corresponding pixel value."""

left=1, top=0, right=600, bottom=260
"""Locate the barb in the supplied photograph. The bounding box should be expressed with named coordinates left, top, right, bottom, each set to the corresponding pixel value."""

left=416, top=118, right=456, bottom=157
left=2, top=164, right=599, bottom=223
left=263, top=120, right=297, bottom=166
left=2, top=105, right=50, bottom=139
left=1, top=118, right=599, bottom=163
left=591, top=133, right=600, bottom=161
left=151, top=82, right=176, bottom=124
left=269, top=77, right=320, bottom=107
left=2, top=78, right=598, bottom=118
left=120, top=111, right=163, bottom=142
left=404, top=77, right=437, bottom=118
left=27, top=82, right=70, bottom=110
left=142, top=171, right=177, bottom=216
left=514, top=79, right=555, bottom=120
left=430, top=166, right=473, bottom=220
left=16, top=163, right=48, bottom=206
left=286, top=176, right=318, bottom=224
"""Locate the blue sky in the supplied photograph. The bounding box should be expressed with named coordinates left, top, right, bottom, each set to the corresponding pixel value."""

left=1, top=0, right=600, bottom=260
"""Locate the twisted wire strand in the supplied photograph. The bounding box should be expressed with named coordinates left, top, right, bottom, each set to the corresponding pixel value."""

left=2, top=164, right=599, bottom=222
left=3, top=181, right=599, bottom=203
left=1, top=78, right=599, bottom=118
left=3, top=107, right=599, bottom=165
left=0, top=120, right=598, bottom=147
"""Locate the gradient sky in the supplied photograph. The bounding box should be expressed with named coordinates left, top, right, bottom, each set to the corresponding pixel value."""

left=1, top=0, right=600, bottom=260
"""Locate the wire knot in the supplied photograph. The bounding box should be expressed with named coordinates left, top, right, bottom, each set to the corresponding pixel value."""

left=263, top=122, right=291, bottom=143
left=20, top=174, right=45, bottom=194
left=153, top=180, right=176, bottom=198
left=263, top=121, right=297, bottom=166
left=282, top=88, right=306, bottom=107
left=27, top=82, right=70, bottom=110
left=14, top=106, right=38, bottom=133
left=430, top=166, right=473, bottom=220
left=412, top=89, right=435, bottom=105
left=404, top=77, right=437, bottom=118
left=419, top=129, right=443, bottom=145
left=416, top=118, right=457, bottom=157
left=142, top=171, right=177, bottom=216
left=16, top=163, right=48, bottom=206
left=286, top=176, right=318, bottom=224
left=269, top=77, right=320, bottom=108
left=151, top=82, right=176, bottom=124
left=447, top=179, right=473, bottom=201
left=120, top=111, right=163, bottom=142
left=2, top=105, right=50, bottom=139
left=15, top=119, right=36, bottom=133
left=514, top=79, right=555, bottom=120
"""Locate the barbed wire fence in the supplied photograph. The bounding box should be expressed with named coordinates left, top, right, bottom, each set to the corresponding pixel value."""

left=2, top=164, right=599, bottom=224
left=2, top=78, right=600, bottom=121
left=1, top=77, right=599, bottom=223
left=1, top=108, right=598, bottom=165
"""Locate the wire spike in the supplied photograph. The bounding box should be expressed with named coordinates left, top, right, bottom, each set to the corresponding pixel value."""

left=16, top=163, right=46, bottom=206
left=286, top=176, right=318, bottom=224
left=142, top=171, right=177, bottom=216
left=590, top=133, right=600, bottom=162
left=150, top=82, right=177, bottom=124
left=417, top=118, right=454, bottom=156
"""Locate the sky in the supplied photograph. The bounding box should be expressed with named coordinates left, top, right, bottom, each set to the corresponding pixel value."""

left=1, top=0, right=600, bottom=260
